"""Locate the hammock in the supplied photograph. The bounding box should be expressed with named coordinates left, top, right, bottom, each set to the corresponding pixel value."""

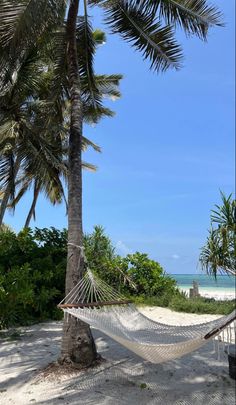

left=58, top=270, right=236, bottom=364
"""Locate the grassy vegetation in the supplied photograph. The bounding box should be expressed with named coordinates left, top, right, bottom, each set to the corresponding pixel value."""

left=133, top=293, right=235, bottom=315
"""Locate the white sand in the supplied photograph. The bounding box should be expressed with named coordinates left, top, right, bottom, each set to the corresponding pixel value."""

left=180, top=288, right=235, bottom=301
left=0, top=307, right=235, bottom=405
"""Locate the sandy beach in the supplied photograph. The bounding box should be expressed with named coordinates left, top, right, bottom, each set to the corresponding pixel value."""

left=0, top=306, right=235, bottom=405
left=180, top=288, right=235, bottom=301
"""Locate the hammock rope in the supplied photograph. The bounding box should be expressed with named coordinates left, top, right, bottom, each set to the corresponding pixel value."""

left=58, top=270, right=236, bottom=364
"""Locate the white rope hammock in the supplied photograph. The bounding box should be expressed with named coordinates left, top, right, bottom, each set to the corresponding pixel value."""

left=58, top=270, right=236, bottom=364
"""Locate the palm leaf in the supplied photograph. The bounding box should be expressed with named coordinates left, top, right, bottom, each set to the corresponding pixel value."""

left=82, top=136, right=101, bottom=152
left=140, top=0, right=223, bottom=39
left=103, top=0, right=183, bottom=71
left=0, top=151, right=16, bottom=201
left=91, top=0, right=222, bottom=40
left=77, top=14, right=100, bottom=107
left=7, top=176, right=30, bottom=209
left=82, top=161, right=98, bottom=171
left=83, top=103, right=115, bottom=124
left=0, top=0, right=66, bottom=93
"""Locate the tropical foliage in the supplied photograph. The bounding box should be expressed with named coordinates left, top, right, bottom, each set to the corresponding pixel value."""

left=0, top=225, right=178, bottom=328
left=0, top=26, right=121, bottom=227
left=1, top=225, right=234, bottom=329
left=199, top=192, right=236, bottom=277
left=0, top=227, right=67, bottom=328
left=0, top=0, right=223, bottom=365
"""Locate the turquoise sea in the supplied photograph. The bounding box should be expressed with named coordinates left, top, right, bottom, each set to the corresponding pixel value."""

left=171, top=274, right=235, bottom=294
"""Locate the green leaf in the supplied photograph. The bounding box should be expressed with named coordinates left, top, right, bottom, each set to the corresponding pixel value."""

left=103, top=0, right=183, bottom=72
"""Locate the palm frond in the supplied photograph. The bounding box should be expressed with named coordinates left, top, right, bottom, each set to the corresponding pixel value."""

left=83, top=103, right=115, bottom=124
left=77, top=14, right=100, bottom=107
left=0, top=0, right=66, bottom=92
left=103, top=0, right=183, bottom=71
left=81, top=73, right=122, bottom=102
left=91, top=0, right=223, bottom=40
left=1, top=48, right=46, bottom=105
left=0, top=151, right=17, bottom=202
left=82, top=136, right=101, bottom=152
left=7, top=176, right=31, bottom=210
left=0, top=119, right=18, bottom=146
left=94, top=74, right=122, bottom=100
left=82, top=161, right=98, bottom=171
left=44, top=27, right=68, bottom=99
left=0, top=0, right=65, bottom=48
left=138, top=0, right=223, bottom=39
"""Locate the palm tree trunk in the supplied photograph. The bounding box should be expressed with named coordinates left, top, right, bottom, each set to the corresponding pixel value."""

left=0, top=155, right=20, bottom=226
left=24, top=181, right=40, bottom=228
left=59, top=0, right=97, bottom=367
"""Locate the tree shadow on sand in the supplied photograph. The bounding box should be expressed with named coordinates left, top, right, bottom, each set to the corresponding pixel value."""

left=0, top=322, right=235, bottom=405
left=0, top=322, right=62, bottom=391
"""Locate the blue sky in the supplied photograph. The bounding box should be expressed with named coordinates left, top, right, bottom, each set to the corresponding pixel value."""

left=5, top=0, right=235, bottom=274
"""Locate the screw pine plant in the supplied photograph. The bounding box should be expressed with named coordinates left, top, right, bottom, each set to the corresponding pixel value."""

left=200, top=192, right=236, bottom=277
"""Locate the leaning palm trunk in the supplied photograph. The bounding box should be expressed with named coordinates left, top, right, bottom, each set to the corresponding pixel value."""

left=0, top=155, right=21, bottom=226
left=59, top=0, right=97, bottom=367
left=24, top=181, right=40, bottom=228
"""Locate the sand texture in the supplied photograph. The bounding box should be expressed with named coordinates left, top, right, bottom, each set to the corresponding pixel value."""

left=0, top=307, right=235, bottom=405
left=180, top=288, right=235, bottom=301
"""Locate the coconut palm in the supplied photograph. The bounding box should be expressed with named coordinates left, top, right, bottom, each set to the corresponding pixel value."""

left=7, top=134, right=100, bottom=229
left=0, top=53, right=67, bottom=226
left=200, top=192, right=236, bottom=277
left=62, top=0, right=223, bottom=367
left=0, top=28, right=121, bottom=228
left=0, top=45, right=61, bottom=225
left=0, top=0, right=222, bottom=367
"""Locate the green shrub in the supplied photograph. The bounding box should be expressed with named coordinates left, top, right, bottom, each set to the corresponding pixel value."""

left=0, top=225, right=234, bottom=329
left=84, top=228, right=179, bottom=298
left=0, top=227, right=66, bottom=328
left=122, top=252, right=178, bottom=298
left=168, top=295, right=235, bottom=315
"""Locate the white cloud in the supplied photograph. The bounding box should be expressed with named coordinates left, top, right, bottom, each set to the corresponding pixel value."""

left=171, top=254, right=180, bottom=260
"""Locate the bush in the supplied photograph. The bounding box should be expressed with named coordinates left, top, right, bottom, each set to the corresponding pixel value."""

left=123, top=252, right=178, bottom=298
left=84, top=227, right=180, bottom=301
left=0, top=225, right=234, bottom=329
left=0, top=227, right=66, bottom=328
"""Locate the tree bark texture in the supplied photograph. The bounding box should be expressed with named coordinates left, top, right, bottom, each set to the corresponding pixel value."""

left=60, top=0, right=97, bottom=367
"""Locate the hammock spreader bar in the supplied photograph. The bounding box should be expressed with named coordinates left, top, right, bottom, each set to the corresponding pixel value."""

left=204, top=311, right=236, bottom=340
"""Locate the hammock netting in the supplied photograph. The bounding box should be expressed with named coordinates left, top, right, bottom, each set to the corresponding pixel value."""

left=58, top=270, right=236, bottom=364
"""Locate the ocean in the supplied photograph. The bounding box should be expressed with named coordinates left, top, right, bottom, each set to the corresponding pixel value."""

left=171, top=274, right=235, bottom=294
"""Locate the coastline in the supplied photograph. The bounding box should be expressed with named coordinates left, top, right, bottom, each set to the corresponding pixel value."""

left=179, top=287, right=235, bottom=301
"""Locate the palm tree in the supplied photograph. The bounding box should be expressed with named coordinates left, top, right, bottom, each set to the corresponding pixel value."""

left=0, top=64, right=67, bottom=226
left=8, top=135, right=100, bottom=229
left=0, top=45, right=58, bottom=225
left=0, top=0, right=222, bottom=367
left=200, top=192, right=236, bottom=277
left=62, top=0, right=222, bottom=366
left=0, top=27, right=121, bottom=228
